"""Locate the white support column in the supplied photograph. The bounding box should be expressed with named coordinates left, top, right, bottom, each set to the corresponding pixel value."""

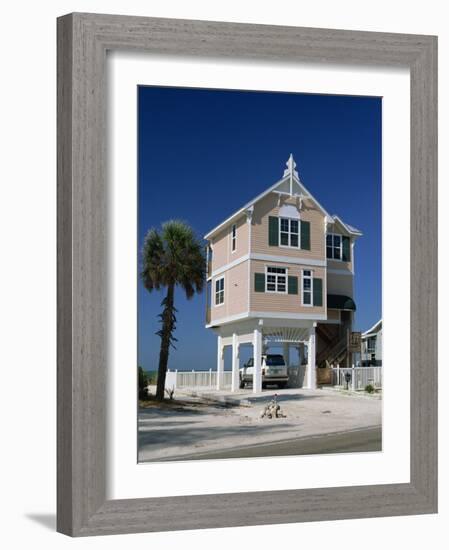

left=231, top=333, right=240, bottom=392
left=253, top=326, right=263, bottom=393
left=306, top=325, right=317, bottom=389
left=216, top=335, right=224, bottom=390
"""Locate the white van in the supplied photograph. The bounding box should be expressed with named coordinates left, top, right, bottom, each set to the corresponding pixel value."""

left=239, top=354, right=288, bottom=389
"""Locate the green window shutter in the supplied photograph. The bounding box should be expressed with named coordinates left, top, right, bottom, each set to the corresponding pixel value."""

left=313, top=278, right=323, bottom=307
left=288, top=276, right=298, bottom=295
left=300, top=220, right=310, bottom=250
left=254, top=273, right=265, bottom=292
left=268, top=216, right=279, bottom=246
left=342, top=236, right=351, bottom=262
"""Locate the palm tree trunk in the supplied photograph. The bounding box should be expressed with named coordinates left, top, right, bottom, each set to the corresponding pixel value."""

left=155, top=283, right=175, bottom=400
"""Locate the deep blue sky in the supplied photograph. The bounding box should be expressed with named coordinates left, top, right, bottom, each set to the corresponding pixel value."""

left=138, top=86, right=381, bottom=372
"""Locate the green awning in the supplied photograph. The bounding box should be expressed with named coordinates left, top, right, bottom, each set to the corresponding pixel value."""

left=327, top=294, right=356, bottom=311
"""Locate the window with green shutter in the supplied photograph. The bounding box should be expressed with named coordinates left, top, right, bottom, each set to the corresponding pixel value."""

left=302, top=270, right=312, bottom=305
left=327, top=233, right=351, bottom=261
left=288, top=276, right=298, bottom=295
left=268, top=216, right=279, bottom=246
left=313, top=278, right=323, bottom=307
left=300, top=220, right=310, bottom=250
left=342, top=236, right=351, bottom=262
left=254, top=272, right=265, bottom=292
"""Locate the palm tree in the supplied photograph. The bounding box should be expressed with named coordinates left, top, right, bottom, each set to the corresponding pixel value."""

left=141, top=220, right=206, bottom=400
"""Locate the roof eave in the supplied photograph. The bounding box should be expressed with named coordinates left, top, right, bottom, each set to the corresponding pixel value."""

left=331, top=215, right=363, bottom=237
left=204, top=173, right=333, bottom=241
left=362, top=319, right=382, bottom=336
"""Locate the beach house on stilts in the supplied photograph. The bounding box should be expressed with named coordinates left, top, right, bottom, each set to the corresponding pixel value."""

left=204, top=155, right=362, bottom=393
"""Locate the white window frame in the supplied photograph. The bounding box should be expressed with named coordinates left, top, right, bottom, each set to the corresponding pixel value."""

left=214, top=276, right=225, bottom=306
left=265, top=265, right=288, bottom=294
left=326, top=232, right=343, bottom=261
left=231, top=223, right=237, bottom=253
left=301, top=269, right=314, bottom=307
left=367, top=336, right=376, bottom=353
left=279, top=217, right=300, bottom=249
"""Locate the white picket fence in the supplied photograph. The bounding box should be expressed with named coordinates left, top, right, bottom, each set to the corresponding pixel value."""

left=331, top=366, right=382, bottom=390
left=165, top=369, right=232, bottom=389
left=165, top=366, right=382, bottom=391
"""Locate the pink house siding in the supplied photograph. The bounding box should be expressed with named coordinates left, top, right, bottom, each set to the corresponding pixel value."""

left=250, top=260, right=326, bottom=315
left=251, top=193, right=325, bottom=260
left=210, top=260, right=249, bottom=323
left=210, top=215, right=248, bottom=271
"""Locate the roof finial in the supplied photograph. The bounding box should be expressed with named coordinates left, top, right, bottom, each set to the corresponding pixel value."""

left=283, top=153, right=299, bottom=180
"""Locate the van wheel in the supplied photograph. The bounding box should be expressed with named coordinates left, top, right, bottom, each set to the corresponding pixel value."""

left=278, top=382, right=287, bottom=389
left=239, top=379, right=245, bottom=389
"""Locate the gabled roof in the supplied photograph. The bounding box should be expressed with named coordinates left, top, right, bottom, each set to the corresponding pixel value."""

left=362, top=319, right=382, bottom=337
left=204, top=155, right=362, bottom=240
left=205, top=155, right=329, bottom=240
left=330, top=215, right=363, bottom=237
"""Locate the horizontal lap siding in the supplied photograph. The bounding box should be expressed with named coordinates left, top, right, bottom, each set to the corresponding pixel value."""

left=210, top=260, right=249, bottom=323
left=210, top=215, right=248, bottom=271
left=250, top=260, right=326, bottom=315
left=251, top=193, right=325, bottom=260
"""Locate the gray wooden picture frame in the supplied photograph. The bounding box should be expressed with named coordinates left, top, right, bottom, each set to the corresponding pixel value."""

left=57, top=12, right=438, bottom=537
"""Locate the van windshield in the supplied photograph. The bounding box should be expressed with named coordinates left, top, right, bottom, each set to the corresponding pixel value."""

left=265, top=355, right=285, bottom=366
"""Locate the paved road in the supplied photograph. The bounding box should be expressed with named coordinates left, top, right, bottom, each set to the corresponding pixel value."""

left=160, top=426, right=382, bottom=461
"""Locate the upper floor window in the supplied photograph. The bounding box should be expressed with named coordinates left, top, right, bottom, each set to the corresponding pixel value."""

left=268, top=216, right=310, bottom=250
left=280, top=217, right=299, bottom=248
left=326, top=233, right=351, bottom=262
left=231, top=224, right=236, bottom=252
left=266, top=266, right=287, bottom=293
left=215, top=277, right=225, bottom=306
left=206, top=245, right=213, bottom=275
left=302, top=269, right=313, bottom=305
left=326, top=233, right=342, bottom=260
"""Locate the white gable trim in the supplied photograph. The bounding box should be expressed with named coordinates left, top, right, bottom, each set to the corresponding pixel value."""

left=209, top=254, right=249, bottom=279
left=331, top=215, right=363, bottom=236
left=362, top=319, right=382, bottom=336
left=204, top=170, right=333, bottom=240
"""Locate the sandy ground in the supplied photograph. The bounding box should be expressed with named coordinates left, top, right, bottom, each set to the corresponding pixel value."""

left=138, top=387, right=382, bottom=462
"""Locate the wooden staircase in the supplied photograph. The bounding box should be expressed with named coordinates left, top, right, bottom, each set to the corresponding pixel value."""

left=316, top=325, right=348, bottom=368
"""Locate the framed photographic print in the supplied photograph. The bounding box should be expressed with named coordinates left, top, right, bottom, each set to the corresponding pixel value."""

left=57, top=13, right=437, bottom=536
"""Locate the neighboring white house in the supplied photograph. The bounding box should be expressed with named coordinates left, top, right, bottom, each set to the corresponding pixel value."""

left=361, top=319, right=382, bottom=366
